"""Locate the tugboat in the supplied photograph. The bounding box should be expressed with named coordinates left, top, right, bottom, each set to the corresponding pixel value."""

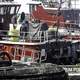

left=27, top=1, right=80, bottom=79
left=27, top=0, right=80, bottom=64
left=0, top=0, right=80, bottom=64
left=0, top=0, right=80, bottom=79
left=0, top=1, right=69, bottom=79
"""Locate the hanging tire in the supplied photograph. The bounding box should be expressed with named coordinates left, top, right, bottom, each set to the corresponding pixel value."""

left=0, top=51, right=12, bottom=67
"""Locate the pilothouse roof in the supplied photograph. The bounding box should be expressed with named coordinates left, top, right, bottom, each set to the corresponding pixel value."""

left=0, top=2, right=21, bottom=6
left=27, top=1, right=41, bottom=5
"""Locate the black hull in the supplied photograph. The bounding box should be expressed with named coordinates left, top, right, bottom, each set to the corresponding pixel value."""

left=46, top=41, right=80, bottom=65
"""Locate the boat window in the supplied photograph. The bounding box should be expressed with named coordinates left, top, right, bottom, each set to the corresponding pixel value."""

left=5, top=6, right=11, bottom=14
left=16, top=6, right=20, bottom=13
left=4, top=6, right=8, bottom=14
left=31, top=5, right=35, bottom=12
left=0, top=6, right=11, bottom=14
left=0, top=6, right=20, bottom=15
left=10, top=7, right=15, bottom=14
left=0, top=7, right=4, bottom=14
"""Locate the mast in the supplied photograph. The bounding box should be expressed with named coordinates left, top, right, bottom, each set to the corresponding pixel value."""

left=68, top=0, right=71, bottom=8
left=55, top=0, right=62, bottom=42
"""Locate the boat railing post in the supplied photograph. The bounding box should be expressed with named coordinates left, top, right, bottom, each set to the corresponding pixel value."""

left=68, top=46, right=71, bottom=57
left=29, top=31, right=32, bottom=42
left=60, top=47, right=63, bottom=57
left=54, top=30, right=56, bottom=39
left=22, top=31, right=25, bottom=42
left=44, top=31, right=45, bottom=42
left=68, top=29, right=71, bottom=41
left=38, top=31, right=40, bottom=41
left=21, top=31, right=26, bottom=59
left=46, top=30, right=48, bottom=42
left=40, top=31, right=42, bottom=43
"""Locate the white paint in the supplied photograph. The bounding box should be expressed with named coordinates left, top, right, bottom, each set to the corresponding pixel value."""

left=14, top=0, right=80, bottom=14
left=14, top=0, right=32, bottom=14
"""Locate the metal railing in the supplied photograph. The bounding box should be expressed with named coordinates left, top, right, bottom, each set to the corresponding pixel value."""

left=1, top=28, right=80, bottom=43
left=0, top=30, right=49, bottom=43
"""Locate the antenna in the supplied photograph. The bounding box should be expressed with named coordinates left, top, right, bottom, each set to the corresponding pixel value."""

left=55, top=0, right=62, bottom=42
left=68, top=0, right=71, bottom=8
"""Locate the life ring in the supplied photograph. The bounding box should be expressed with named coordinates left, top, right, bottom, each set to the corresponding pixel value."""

left=0, top=51, right=12, bottom=67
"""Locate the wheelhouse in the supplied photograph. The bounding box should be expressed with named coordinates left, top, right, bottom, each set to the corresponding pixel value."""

left=0, top=2, right=21, bottom=30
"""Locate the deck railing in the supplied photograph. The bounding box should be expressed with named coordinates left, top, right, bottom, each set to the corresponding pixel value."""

left=0, top=30, right=49, bottom=43
left=0, top=28, right=80, bottom=43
